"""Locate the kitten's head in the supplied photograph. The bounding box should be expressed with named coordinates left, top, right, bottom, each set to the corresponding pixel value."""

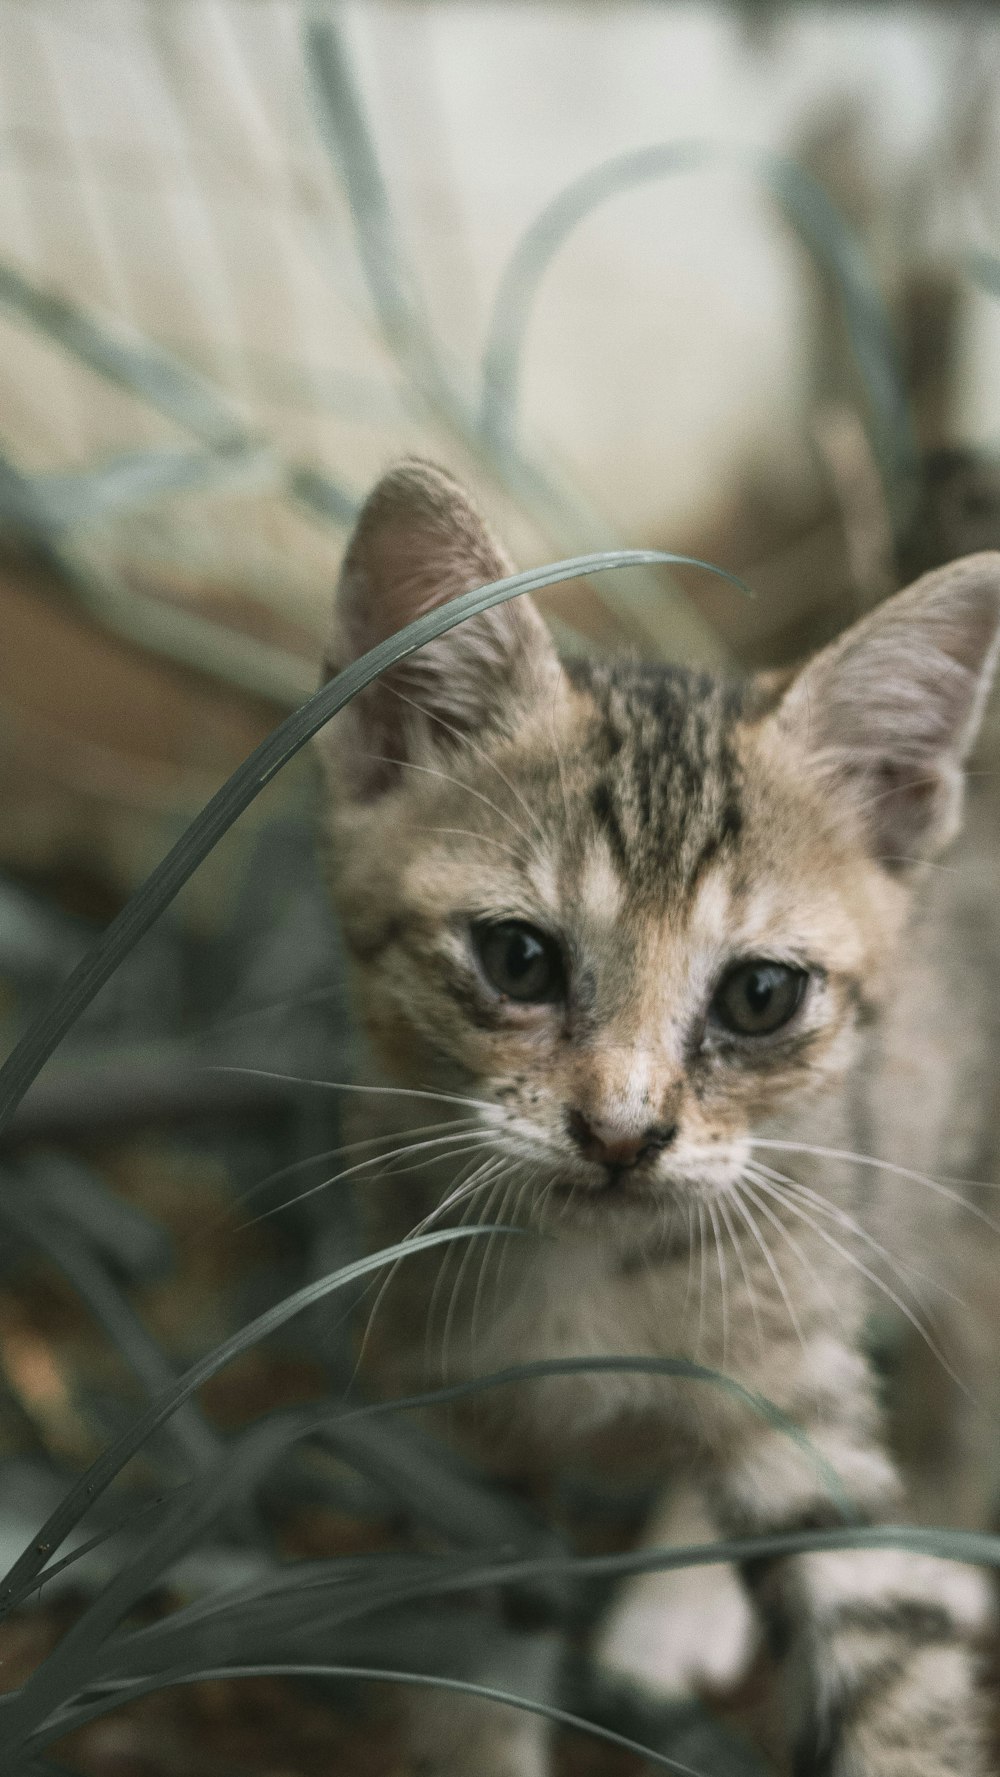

left=318, top=460, right=1000, bottom=1242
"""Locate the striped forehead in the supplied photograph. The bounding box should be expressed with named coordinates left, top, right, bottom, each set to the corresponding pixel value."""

left=565, top=658, right=746, bottom=901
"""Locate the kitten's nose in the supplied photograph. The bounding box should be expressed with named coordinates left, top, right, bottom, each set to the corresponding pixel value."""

left=567, top=1109, right=676, bottom=1170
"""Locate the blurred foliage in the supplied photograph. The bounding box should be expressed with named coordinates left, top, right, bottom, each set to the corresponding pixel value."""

left=3, top=5, right=1000, bottom=1775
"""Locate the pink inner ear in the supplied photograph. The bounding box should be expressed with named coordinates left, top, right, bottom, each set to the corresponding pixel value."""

left=778, top=553, right=1000, bottom=860
left=334, top=458, right=516, bottom=668
left=322, top=460, right=559, bottom=797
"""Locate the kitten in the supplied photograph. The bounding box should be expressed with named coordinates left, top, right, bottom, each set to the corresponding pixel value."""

left=317, top=458, right=1000, bottom=1777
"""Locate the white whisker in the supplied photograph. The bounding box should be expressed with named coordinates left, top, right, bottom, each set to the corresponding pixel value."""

left=707, top=1196, right=729, bottom=1370
left=745, top=1165, right=967, bottom=1392
left=209, top=1066, right=498, bottom=1118
left=360, top=750, right=546, bottom=859
left=235, top=1129, right=495, bottom=1229
left=384, top=684, right=549, bottom=849
left=735, top=1176, right=814, bottom=1353
left=750, top=1138, right=1000, bottom=1234
left=748, top=1159, right=966, bottom=1311
left=717, top=1188, right=763, bottom=1358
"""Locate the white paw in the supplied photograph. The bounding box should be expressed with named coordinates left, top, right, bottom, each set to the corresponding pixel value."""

left=596, top=1487, right=757, bottom=1698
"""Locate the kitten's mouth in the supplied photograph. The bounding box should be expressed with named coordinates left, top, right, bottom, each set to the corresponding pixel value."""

left=550, top=1165, right=664, bottom=1207
left=544, top=1153, right=741, bottom=1217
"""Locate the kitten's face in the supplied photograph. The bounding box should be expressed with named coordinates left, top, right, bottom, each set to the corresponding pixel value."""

left=327, top=658, right=903, bottom=1242
left=320, top=463, right=1000, bottom=1247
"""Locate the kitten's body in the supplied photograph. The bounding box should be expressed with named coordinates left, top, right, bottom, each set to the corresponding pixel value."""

left=318, top=461, right=1000, bottom=1776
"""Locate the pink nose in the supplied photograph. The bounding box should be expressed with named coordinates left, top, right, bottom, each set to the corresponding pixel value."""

left=567, top=1110, right=677, bottom=1170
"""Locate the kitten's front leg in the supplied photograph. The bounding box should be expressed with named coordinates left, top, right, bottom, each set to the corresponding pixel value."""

left=706, top=1353, right=992, bottom=1776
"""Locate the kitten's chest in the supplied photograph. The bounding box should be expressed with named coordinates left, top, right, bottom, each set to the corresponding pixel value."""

left=466, top=1236, right=705, bottom=1445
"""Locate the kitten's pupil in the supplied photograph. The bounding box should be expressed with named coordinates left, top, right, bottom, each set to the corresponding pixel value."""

left=713, top=960, right=807, bottom=1036
left=473, top=920, right=563, bottom=1003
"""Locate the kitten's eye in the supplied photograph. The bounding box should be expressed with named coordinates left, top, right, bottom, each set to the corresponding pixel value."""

left=471, top=920, right=565, bottom=1004
left=711, top=960, right=807, bottom=1037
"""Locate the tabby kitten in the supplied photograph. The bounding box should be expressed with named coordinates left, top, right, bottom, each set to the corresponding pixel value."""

left=317, top=459, right=1000, bottom=1777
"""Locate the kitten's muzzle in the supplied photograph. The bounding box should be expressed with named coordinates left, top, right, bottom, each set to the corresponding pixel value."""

left=566, top=1108, right=677, bottom=1173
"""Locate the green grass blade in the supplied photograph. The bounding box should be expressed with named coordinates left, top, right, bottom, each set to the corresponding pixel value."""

left=16, top=1663, right=709, bottom=1776
left=343, top=1354, right=856, bottom=1521
left=0, top=547, right=742, bottom=1138
left=0, top=1225, right=511, bottom=1619
left=481, top=140, right=916, bottom=530
left=0, top=260, right=357, bottom=529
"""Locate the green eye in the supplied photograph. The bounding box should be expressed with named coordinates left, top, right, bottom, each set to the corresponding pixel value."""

left=472, top=920, right=565, bottom=1004
left=711, top=959, right=807, bottom=1037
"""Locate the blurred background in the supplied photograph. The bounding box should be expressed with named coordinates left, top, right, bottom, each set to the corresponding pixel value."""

left=2, top=4, right=1000, bottom=1774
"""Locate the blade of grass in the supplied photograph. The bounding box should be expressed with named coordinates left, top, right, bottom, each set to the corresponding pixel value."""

left=303, top=17, right=733, bottom=664
left=15, top=1153, right=170, bottom=1281
left=0, top=1182, right=222, bottom=1473
left=14, top=1663, right=710, bottom=1777
left=966, top=248, right=1000, bottom=301
left=341, top=1354, right=856, bottom=1521
left=0, top=443, right=315, bottom=704
left=11, top=445, right=279, bottom=534
left=480, top=140, right=917, bottom=534
left=0, top=547, right=743, bottom=1139
left=63, top=1515, right=1000, bottom=1700
left=0, top=1225, right=511, bottom=1618
left=0, top=1344, right=834, bottom=1619
left=0, top=260, right=357, bottom=529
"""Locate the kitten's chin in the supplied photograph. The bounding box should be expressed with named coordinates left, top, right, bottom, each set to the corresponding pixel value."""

left=531, top=1173, right=693, bottom=1248
left=529, top=1160, right=745, bottom=1248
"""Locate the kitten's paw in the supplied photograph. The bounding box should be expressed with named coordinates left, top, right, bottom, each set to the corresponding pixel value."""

left=596, top=1487, right=756, bottom=1698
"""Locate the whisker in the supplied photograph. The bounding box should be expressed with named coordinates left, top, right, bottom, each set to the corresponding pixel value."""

left=360, top=751, right=545, bottom=856
left=469, top=1171, right=516, bottom=1352
left=735, top=1176, right=814, bottom=1353
left=717, top=1188, right=763, bottom=1358
left=209, top=1065, right=499, bottom=1117
left=358, top=1154, right=503, bottom=1379
left=748, top=1159, right=966, bottom=1311
left=413, top=826, right=524, bottom=861
left=384, top=685, right=549, bottom=849
left=228, top=1117, right=483, bottom=1210
left=745, top=1166, right=967, bottom=1392
left=707, top=1197, right=729, bottom=1371
left=750, top=1138, right=1000, bottom=1235
left=233, top=1129, right=496, bottom=1230
left=441, top=1158, right=511, bottom=1382
left=696, top=1198, right=709, bottom=1360
left=682, top=1197, right=697, bottom=1326
left=424, top=1156, right=496, bottom=1367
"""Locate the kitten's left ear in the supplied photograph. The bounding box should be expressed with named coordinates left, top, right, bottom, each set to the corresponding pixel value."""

left=320, top=459, right=559, bottom=800
left=773, top=552, right=1000, bottom=863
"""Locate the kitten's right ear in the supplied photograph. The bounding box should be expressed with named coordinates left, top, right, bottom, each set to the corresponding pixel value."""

left=773, top=551, right=1000, bottom=863
left=319, top=459, right=558, bottom=799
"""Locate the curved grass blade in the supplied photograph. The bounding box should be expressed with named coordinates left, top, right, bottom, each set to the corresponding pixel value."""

left=0, top=1346, right=843, bottom=1622
left=212, top=1523, right=1000, bottom=1646
left=69, top=1351, right=855, bottom=1672
left=480, top=140, right=916, bottom=529
left=0, top=259, right=357, bottom=531
left=16, top=1663, right=709, bottom=1777
left=70, top=1516, right=1000, bottom=1700
left=0, top=547, right=743, bottom=1138
left=0, top=443, right=315, bottom=705
left=0, top=1186, right=221, bottom=1474
left=343, top=1354, right=855, bottom=1521
left=0, top=1225, right=510, bottom=1619
left=303, top=17, right=734, bottom=665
